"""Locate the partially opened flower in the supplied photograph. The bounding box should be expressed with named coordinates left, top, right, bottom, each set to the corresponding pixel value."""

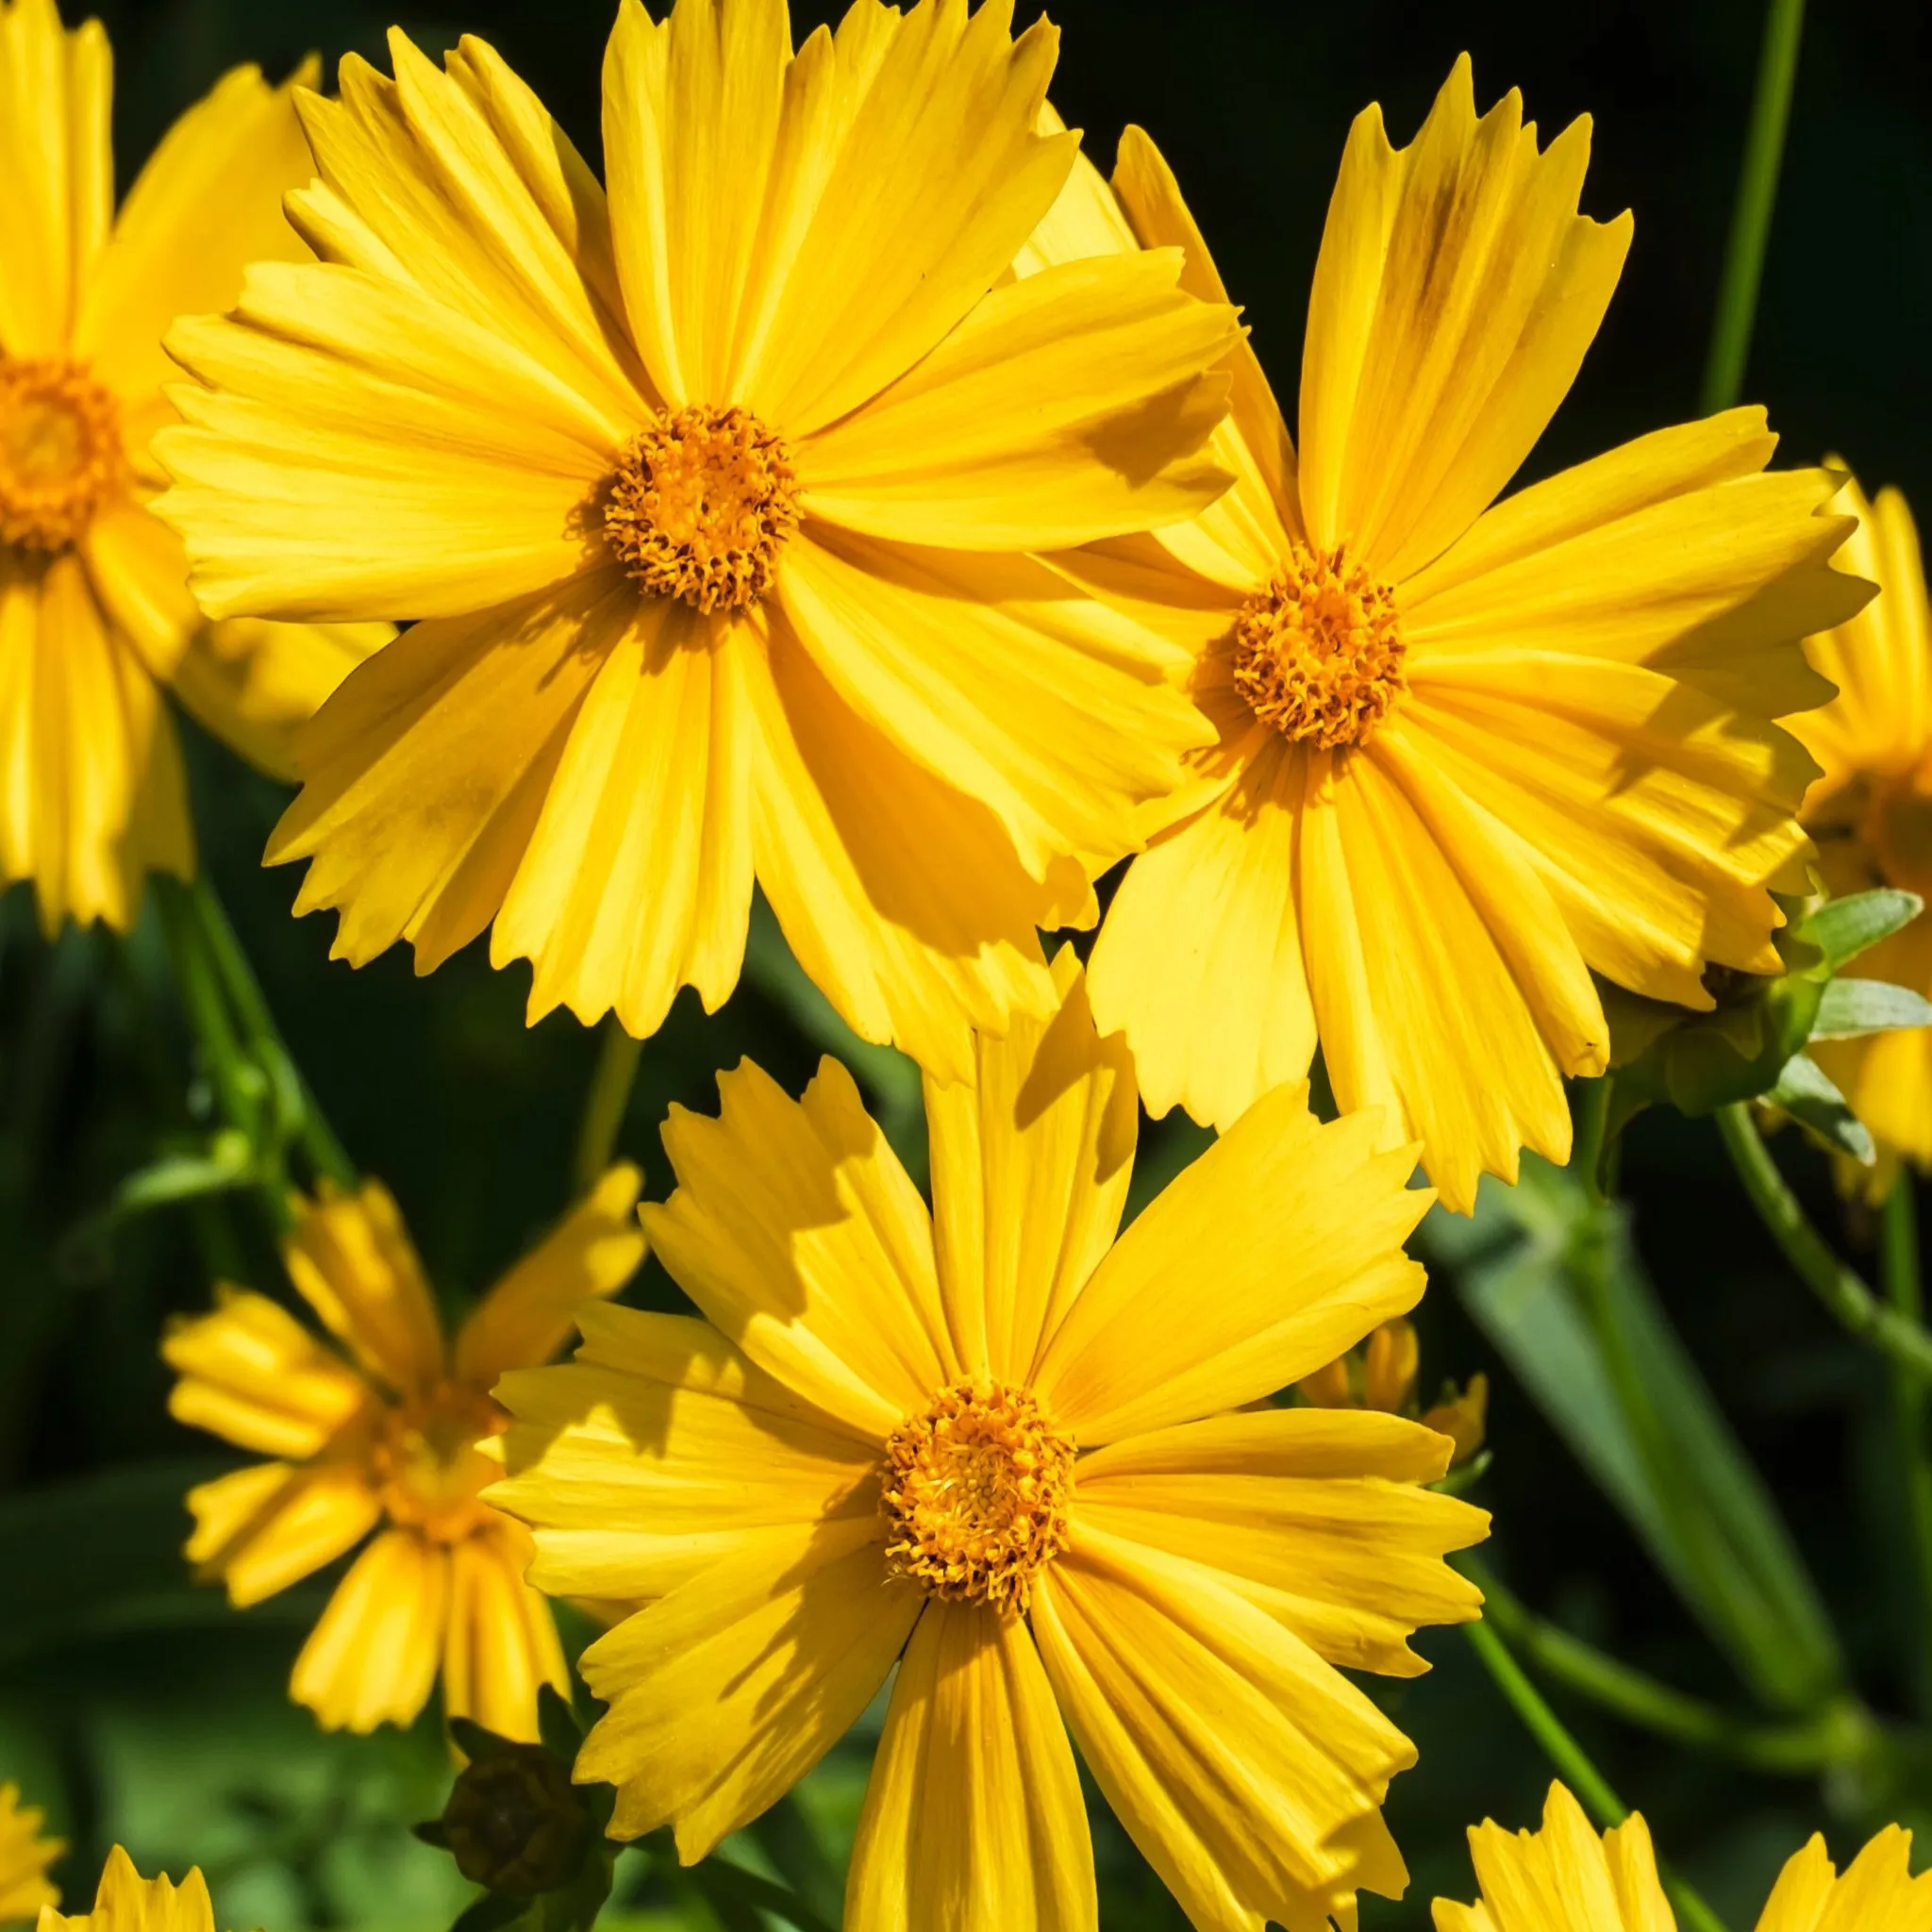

left=0, top=1783, right=61, bottom=1923
left=492, top=953, right=1488, bottom=1930
left=1789, top=472, right=1932, bottom=1196
left=37, top=1848, right=215, bottom=1932
left=1028, top=56, right=1869, bottom=1210
left=163, top=1167, right=643, bottom=1737
left=0, top=0, right=386, bottom=932
left=1433, top=1780, right=1932, bottom=1932
left=153, top=0, right=1241, bottom=1079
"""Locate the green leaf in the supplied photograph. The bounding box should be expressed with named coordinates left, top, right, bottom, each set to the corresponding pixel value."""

left=1431, top=1158, right=1844, bottom=1711
left=1811, top=976, right=1932, bottom=1039
left=1798, top=888, right=1924, bottom=971
left=1767, top=1054, right=1874, bottom=1163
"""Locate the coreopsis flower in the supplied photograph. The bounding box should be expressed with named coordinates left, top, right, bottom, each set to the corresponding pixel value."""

left=1299, top=1315, right=1488, bottom=1466
left=36, top=1849, right=214, bottom=1932
left=0, top=0, right=385, bottom=932
left=152, top=0, right=1241, bottom=1081
left=163, top=1167, right=644, bottom=1737
left=1028, top=57, right=1868, bottom=1211
left=0, top=1784, right=60, bottom=1923
left=491, top=954, right=1489, bottom=1930
left=1790, top=474, right=1932, bottom=1196
left=1433, top=1780, right=1932, bottom=1932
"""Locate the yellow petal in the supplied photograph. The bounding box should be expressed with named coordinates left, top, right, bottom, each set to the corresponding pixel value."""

left=0, top=1782, right=61, bottom=1924
left=1441, top=1783, right=1667, bottom=1932
left=282, top=1180, right=445, bottom=1397
left=1032, top=1085, right=1429, bottom=1442
left=1753, top=1837, right=1837, bottom=1932
left=1299, top=56, right=1630, bottom=583
left=164, top=1286, right=371, bottom=1458
left=926, top=946, right=1136, bottom=1382
left=44, top=1846, right=213, bottom=1932
left=0, top=0, right=111, bottom=356
left=846, top=1601, right=1095, bottom=1932
left=747, top=601, right=1058, bottom=1084
left=1752, top=1824, right=1932, bottom=1932
left=1071, top=1407, right=1488, bottom=1677
left=642, top=1057, right=953, bottom=1441
left=800, top=248, right=1235, bottom=551
left=491, top=1303, right=876, bottom=1599
left=291, top=1527, right=448, bottom=1733
left=440, top=1518, right=568, bottom=1742
left=0, top=552, right=191, bottom=935
left=266, top=575, right=624, bottom=977
left=75, top=60, right=314, bottom=403
left=575, top=1518, right=919, bottom=1856
left=776, top=527, right=1207, bottom=882
left=1031, top=1525, right=1412, bottom=1932
left=491, top=602, right=756, bottom=1038
left=454, top=1163, right=646, bottom=1389
left=183, top=1458, right=381, bottom=1608
left=1087, top=738, right=1319, bottom=1130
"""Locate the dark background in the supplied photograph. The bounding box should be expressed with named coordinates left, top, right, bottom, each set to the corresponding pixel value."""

left=5, top=1, right=1932, bottom=1926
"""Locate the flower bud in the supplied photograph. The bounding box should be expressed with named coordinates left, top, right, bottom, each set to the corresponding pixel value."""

left=438, top=1744, right=589, bottom=1896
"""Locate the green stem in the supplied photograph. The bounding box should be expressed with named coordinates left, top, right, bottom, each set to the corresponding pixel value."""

left=1467, top=1557, right=1877, bottom=1774
left=1573, top=1074, right=1613, bottom=1204
left=1717, top=1103, right=1932, bottom=1375
left=574, top=1021, right=642, bottom=1198
left=1882, top=1175, right=1932, bottom=1716
left=1465, top=1622, right=1733, bottom=1932
left=1699, top=0, right=1807, bottom=413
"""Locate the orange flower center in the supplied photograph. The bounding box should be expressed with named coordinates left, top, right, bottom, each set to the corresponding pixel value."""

left=603, top=403, right=799, bottom=614
left=1232, top=541, right=1406, bottom=750
left=374, top=1383, right=504, bottom=1542
left=880, top=1378, right=1074, bottom=1614
left=0, top=358, right=125, bottom=552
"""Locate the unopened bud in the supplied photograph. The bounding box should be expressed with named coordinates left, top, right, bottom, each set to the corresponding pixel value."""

left=440, top=1744, right=588, bottom=1895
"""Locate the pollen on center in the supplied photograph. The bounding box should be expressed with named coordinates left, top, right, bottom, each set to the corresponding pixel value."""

left=374, top=1382, right=505, bottom=1543
left=880, top=1378, right=1074, bottom=1614
left=603, top=403, right=799, bottom=615
left=1232, top=541, right=1407, bottom=751
left=0, top=358, right=126, bottom=553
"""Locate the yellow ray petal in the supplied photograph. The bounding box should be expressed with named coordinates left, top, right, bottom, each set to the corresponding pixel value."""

left=642, top=1057, right=953, bottom=1441
left=491, top=602, right=755, bottom=1037
left=158, top=260, right=617, bottom=624
left=164, top=1286, right=371, bottom=1458
left=440, top=1518, right=568, bottom=1742
left=0, top=552, right=191, bottom=935
left=1087, top=737, right=1318, bottom=1130
left=575, top=1518, right=919, bottom=1857
left=75, top=59, right=314, bottom=405
left=44, top=1846, right=214, bottom=1932
left=846, top=1600, right=1095, bottom=1932
left=747, top=602, right=1058, bottom=1084
left=800, top=248, right=1235, bottom=551
left=0, top=0, right=110, bottom=357
left=1032, top=1527, right=1412, bottom=1932
left=776, top=527, right=1207, bottom=881
left=1753, top=1824, right=1932, bottom=1932
left=925, top=946, right=1136, bottom=1383
left=454, top=1164, right=646, bottom=1390
left=0, top=1782, right=61, bottom=1924
left=707, top=0, right=1076, bottom=435
left=266, top=575, right=625, bottom=977
left=183, top=1458, right=382, bottom=1608
left=1440, top=1783, right=1670, bottom=1932
left=282, top=1181, right=445, bottom=1398
left=1299, top=55, right=1630, bottom=584
left=491, top=1304, right=877, bottom=1599
left=291, top=1526, right=449, bottom=1733
left=1071, top=1407, right=1487, bottom=1678
left=1032, top=1085, right=1429, bottom=1442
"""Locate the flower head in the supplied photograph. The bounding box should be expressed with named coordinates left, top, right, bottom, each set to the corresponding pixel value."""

left=163, top=1167, right=644, bottom=1738
left=0, top=1784, right=61, bottom=1924
left=35, top=1848, right=210, bottom=1932
left=491, top=953, right=1489, bottom=1930
left=152, top=0, right=1243, bottom=1079
left=1028, top=56, right=1871, bottom=1211
left=0, top=0, right=387, bottom=932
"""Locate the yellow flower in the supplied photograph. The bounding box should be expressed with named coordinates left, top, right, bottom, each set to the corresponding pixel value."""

left=1433, top=1781, right=1932, bottom=1932
left=0, top=1784, right=61, bottom=1924
left=36, top=1848, right=213, bottom=1932
left=1024, top=56, right=1867, bottom=1211
left=0, top=0, right=387, bottom=933
left=163, top=1167, right=644, bottom=1737
left=1299, top=1315, right=1489, bottom=1467
left=151, top=0, right=1241, bottom=1081
left=1789, top=472, right=1932, bottom=1196
left=491, top=953, right=1489, bottom=1930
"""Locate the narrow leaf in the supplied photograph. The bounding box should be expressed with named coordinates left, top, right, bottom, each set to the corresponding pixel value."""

left=1799, top=888, right=1924, bottom=971
left=1769, top=1054, right=1874, bottom=1163
left=1811, top=976, right=1932, bottom=1040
